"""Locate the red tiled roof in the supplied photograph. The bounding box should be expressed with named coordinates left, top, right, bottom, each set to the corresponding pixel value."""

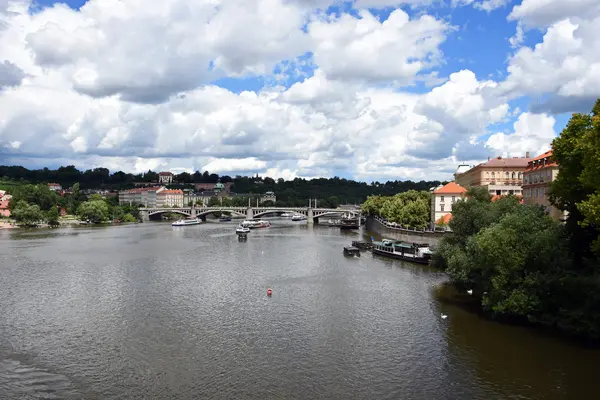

left=433, top=182, right=467, bottom=194
left=436, top=214, right=452, bottom=224
left=158, top=172, right=173, bottom=176
left=525, top=150, right=557, bottom=171
left=481, top=156, right=531, bottom=168
left=158, top=189, right=183, bottom=194
left=48, top=183, right=61, bottom=186
left=122, top=186, right=164, bottom=193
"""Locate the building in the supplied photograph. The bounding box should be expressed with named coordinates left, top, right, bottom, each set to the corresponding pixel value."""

left=522, top=150, right=566, bottom=221
left=454, top=154, right=531, bottom=196
left=48, top=183, right=62, bottom=191
left=118, top=186, right=166, bottom=207
left=158, top=172, right=174, bottom=185
left=194, top=182, right=232, bottom=194
left=431, top=182, right=467, bottom=225
left=260, top=191, right=276, bottom=204
left=157, top=189, right=184, bottom=207
left=0, top=199, right=10, bottom=217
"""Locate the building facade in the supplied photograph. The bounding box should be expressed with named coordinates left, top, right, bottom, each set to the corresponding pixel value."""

left=118, top=186, right=166, bottom=207
left=157, top=189, right=184, bottom=207
left=522, top=150, right=566, bottom=221
left=454, top=154, right=531, bottom=196
left=194, top=182, right=232, bottom=194
left=0, top=199, right=10, bottom=217
left=158, top=172, right=174, bottom=185
left=48, top=183, right=62, bottom=191
left=430, top=182, right=467, bottom=225
left=260, top=191, right=276, bottom=204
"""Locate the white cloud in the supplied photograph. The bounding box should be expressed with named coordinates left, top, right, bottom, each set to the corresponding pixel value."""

left=500, top=17, right=600, bottom=113
left=202, top=157, right=267, bottom=173
left=508, top=0, right=600, bottom=28
left=308, top=8, right=451, bottom=85
left=0, top=0, right=594, bottom=183
left=485, top=112, right=556, bottom=156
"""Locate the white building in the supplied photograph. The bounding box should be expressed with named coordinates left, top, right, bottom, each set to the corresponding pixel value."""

left=48, top=183, right=62, bottom=191
left=118, top=186, right=166, bottom=207
left=157, top=189, right=184, bottom=207
left=431, top=182, right=467, bottom=225
left=158, top=172, right=174, bottom=185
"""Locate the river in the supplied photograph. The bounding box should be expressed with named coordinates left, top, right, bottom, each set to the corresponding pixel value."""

left=0, top=220, right=599, bottom=399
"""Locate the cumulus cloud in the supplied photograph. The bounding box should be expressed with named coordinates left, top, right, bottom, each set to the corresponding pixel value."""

left=0, top=60, right=24, bottom=88
left=308, top=9, right=451, bottom=85
left=501, top=0, right=600, bottom=113
left=0, top=0, right=596, bottom=182
left=486, top=112, right=556, bottom=156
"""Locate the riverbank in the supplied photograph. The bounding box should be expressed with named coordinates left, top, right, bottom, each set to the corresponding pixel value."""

left=365, top=215, right=445, bottom=246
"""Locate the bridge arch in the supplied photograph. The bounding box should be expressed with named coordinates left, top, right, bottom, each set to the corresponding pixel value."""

left=252, top=209, right=306, bottom=218
left=196, top=209, right=247, bottom=218
left=147, top=209, right=192, bottom=220
left=312, top=211, right=349, bottom=219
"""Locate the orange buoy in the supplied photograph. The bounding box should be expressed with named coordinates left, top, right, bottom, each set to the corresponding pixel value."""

left=267, top=288, right=272, bottom=296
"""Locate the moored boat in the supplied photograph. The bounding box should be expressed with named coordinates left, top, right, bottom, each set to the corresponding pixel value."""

left=371, top=239, right=432, bottom=264
left=291, top=214, right=307, bottom=221
left=172, top=218, right=202, bottom=226
left=219, top=216, right=232, bottom=222
left=343, top=246, right=360, bottom=257
left=339, top=212, right=359, bottom=229
left=236, top=225, right=250, bottom=234
left=280, top=212, right=295, bottom=217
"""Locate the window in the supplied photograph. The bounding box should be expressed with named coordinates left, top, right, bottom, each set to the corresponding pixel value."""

left=518, top=172, right=523, bottom=179
left=440, top=196, right=445, bottom=202
left=452, top=196, right=456, bottom=203
left=491, top=172, right=495, bottom=178
left=505, top=172, right=510, bottom=179
left=512, top=172, right=516, bottom=180
left=440, top=204, right=445, bottom=212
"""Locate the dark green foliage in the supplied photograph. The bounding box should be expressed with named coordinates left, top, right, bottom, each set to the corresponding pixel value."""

left=435, top=194, right=600, bottom=339
left=0, top=165, right=441, bottom=205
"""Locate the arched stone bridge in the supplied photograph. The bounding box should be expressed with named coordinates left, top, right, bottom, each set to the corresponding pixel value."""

left=138, top=206, right=359, bottom=224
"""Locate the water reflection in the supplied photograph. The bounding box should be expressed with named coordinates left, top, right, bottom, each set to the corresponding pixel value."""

left=1, top=221, right=599, bottom=399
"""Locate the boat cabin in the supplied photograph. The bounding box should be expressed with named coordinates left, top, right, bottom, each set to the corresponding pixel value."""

left=343, top=246, right=361, bottom=257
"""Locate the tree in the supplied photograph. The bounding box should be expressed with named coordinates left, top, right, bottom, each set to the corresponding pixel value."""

left=46, top=206, right=60, bottom=227
left=549, top=99, right=600, bottom=264
left=12, top=200, right=44, bottom=226
left=77, top=200, right=109, bottom=224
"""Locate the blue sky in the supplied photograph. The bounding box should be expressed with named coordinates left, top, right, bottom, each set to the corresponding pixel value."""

left=1, top=0, right=595, bottom=180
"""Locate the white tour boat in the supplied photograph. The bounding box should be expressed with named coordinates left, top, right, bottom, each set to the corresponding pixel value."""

left=172, top=218, right=202, bottom=226
left=291, top=214, right=307, bottom=221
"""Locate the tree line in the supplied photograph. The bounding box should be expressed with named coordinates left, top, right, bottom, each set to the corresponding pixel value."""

left=360, top=190, right=432, bottom=229
left=1, top=165, right=443, bottom=205
left=4, top=183, right=139, bottom=226
left=431, top=99, right=600, bottom=340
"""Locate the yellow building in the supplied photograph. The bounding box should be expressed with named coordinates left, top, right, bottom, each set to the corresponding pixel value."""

left=454, top=153, right=531, bottom=196
left=522, top=150, right=566, bottom=221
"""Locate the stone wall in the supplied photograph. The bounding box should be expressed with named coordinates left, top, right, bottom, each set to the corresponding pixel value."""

left=365, top=216, right=446, bottom=247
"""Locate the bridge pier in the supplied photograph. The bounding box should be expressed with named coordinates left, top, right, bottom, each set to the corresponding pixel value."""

left=307, top=208, right=314, bottom=225
left=139, top=209, right=149, bottom=222
left=246, top=207, right=253, bottom=220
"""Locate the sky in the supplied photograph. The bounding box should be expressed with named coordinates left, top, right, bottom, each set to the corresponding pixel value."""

left=0, top=0, right=598, bottom=182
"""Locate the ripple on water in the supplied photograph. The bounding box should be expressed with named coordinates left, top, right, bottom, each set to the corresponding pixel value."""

left=0, top=358, right=80, bottom=400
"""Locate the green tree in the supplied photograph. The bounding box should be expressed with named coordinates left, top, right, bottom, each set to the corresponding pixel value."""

left=46, top=206, right=60, bottom=227
left=549, top=99, right=600, bottom=264
left=77, top=200, right=109, bottom=224
left=12, top=200, right=44, bottom=226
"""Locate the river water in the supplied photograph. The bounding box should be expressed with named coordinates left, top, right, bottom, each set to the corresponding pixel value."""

left=0, top=220, right=598, bottom=399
